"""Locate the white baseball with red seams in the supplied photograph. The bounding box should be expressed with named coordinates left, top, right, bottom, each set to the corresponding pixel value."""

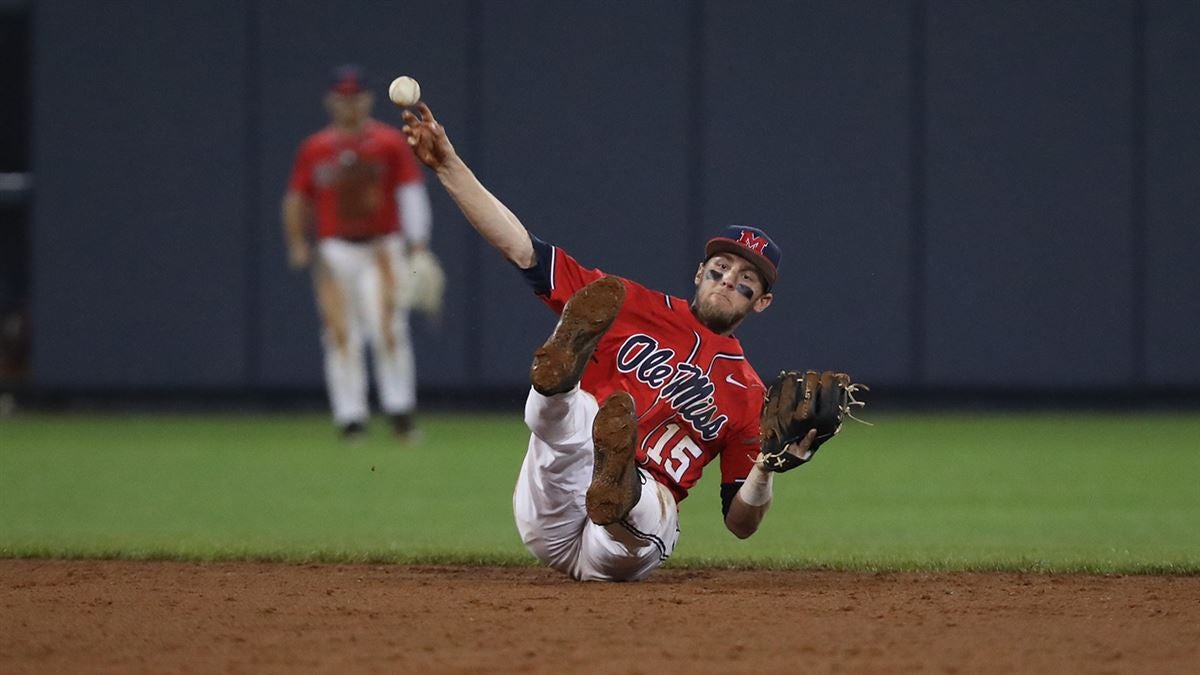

left=388, top=76, right=421, bottom=107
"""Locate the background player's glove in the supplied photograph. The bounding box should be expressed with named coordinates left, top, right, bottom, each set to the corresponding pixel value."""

left=405, top=248, right=446, bottom=321
left=757, top=370, right=866, bottom=473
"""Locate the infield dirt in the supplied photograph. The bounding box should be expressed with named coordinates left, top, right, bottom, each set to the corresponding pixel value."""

left=2, top=560, right=1198, bottom=673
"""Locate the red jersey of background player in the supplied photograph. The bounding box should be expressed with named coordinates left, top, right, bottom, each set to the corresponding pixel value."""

left=288, top=119, right=423, bottom=240
left=519, top=236, right=765, bottom=510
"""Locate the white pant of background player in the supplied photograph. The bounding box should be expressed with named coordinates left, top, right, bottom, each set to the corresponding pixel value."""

left=314, top=233, right=415, bottom=426
left=514, top=386, right=680, bottom=581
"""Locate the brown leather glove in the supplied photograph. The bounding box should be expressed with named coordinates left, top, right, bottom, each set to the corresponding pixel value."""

left=758, top=370, right=865, bottom=472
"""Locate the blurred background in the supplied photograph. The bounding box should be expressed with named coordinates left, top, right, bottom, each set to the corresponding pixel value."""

left=1, top=0, right=1198, bottom=412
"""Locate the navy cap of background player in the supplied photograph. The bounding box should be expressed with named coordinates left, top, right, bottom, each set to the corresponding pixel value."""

left=329, top=64, right=369, bottom=95
left=704, top=225, right=781, bottom=291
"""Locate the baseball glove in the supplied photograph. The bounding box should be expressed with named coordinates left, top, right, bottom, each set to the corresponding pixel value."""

left=405, top=248, right=446, bottom=320
left=757, top=370, right=867, bottom=473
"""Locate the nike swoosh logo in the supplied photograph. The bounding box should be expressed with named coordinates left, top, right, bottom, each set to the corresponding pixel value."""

left=725, top=373, right=747, bottom=389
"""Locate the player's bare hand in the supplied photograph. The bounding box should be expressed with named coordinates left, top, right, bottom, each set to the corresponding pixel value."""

left=287, top=243, right=311, bottom=270
left=402, top=102, right=456, bottom=170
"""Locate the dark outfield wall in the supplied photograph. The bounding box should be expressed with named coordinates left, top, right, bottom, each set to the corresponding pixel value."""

left=29, top=0, right=1200, bottom=393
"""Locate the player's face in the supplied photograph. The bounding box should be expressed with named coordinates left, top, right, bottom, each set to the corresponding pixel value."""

left=691, top=254, right=773, bottom=335
left=324, top=91, right=374, bottom=127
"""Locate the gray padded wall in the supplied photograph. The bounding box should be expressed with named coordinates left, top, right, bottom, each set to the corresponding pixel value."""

left=26, top=0, right=1200, bottom=393
left=1146, top=0, right=1200, bottom=385
left=923, top=0, right=1135, bottom=387
left=702, top=0, right=913, bottom=384
left=476, top=1, right=691, bottom=386
left=31, top=0, right=251, bottom=387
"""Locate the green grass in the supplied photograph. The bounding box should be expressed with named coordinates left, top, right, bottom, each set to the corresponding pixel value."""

left=2, top=410, right=1199, bottom=574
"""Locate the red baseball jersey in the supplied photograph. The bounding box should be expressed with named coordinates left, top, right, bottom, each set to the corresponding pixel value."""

left=520, top=237, right=766, bottom=507
left=288, top=120, right=423, bottom=240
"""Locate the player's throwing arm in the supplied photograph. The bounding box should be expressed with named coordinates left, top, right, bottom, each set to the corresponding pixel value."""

left=399, top=100, right=534, bottom=268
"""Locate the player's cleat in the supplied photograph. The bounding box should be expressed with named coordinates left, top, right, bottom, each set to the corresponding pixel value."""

left=390, top=412, right=421, bottom=442
left=390, top=412, right=413, bottom=434
left=530, top=275, right=625, bottom=396
left=340, top=420, right=367, bottom=442
left=586, top=390, right=641, bottom=525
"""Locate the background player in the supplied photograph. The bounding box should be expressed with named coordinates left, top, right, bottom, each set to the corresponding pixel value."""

left=282, top=65, right=434, bottom=441
left=401, top=101, right=819, bottom=581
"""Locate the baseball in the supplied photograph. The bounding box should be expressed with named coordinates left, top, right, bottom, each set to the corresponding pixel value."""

left=388, top=75, right=421, bottom=107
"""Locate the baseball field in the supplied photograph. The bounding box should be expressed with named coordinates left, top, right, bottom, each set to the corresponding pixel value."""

left=3, top=410, right=1200, bottom=672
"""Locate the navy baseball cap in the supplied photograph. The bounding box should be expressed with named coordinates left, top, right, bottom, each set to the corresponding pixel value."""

left=329, top=64, right=369, bottom=94
left=704, top=225, right=782, bottom=290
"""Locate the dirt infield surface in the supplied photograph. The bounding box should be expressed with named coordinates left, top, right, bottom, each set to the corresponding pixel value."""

left=2, top=560, right=1198, bottom=674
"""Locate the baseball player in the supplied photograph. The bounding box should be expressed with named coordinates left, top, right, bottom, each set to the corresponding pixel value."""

left=282, top=65, right=433, bottom=441
left=401, top=102, right=831, bottom=581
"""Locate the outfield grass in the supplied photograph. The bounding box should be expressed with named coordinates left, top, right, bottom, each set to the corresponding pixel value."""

left=2, top=410, right=1198, bottom=573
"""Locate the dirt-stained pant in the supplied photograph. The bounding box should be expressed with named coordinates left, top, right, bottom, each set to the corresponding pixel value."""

left=513, top=386, right=680, bottom=581
left=314, top=233, right=415, bottom=425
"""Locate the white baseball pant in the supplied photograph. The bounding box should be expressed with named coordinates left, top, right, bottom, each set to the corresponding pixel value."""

left=314, top=233, right=415, bottom=425
left=513, top=386, right=680, bottom=581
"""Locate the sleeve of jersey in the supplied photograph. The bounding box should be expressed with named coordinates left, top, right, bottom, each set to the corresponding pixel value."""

left=718, top=404, right=764, bottom=517
left=513, top=235, right=605, bottom=313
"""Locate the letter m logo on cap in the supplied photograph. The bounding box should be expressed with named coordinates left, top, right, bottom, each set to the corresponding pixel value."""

left=737, top=229, right=769, bottom=253
left=704, top=224, right=782, bottom=289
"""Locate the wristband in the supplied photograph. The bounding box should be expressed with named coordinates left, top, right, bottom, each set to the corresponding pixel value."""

left=738, top=465, right=774, bottom=507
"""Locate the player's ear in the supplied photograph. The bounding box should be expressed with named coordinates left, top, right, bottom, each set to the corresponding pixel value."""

left=752, top=292, right=773, bottom=313
left=693, top=261, right=705, bottom=287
